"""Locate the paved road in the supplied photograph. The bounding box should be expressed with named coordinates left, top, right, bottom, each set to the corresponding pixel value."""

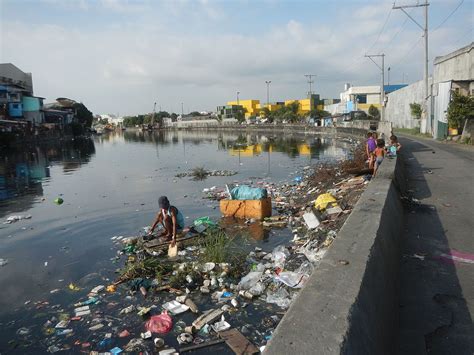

left=398, top=135, right=474, bottom=355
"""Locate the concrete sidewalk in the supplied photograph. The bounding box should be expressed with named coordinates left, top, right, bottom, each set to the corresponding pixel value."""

left=398, top=135, right=474, bottom=354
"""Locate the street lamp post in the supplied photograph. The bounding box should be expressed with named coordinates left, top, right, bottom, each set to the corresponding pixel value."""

left=237, top=91, right=240, bottom=106
left=265, top=81, right=271, bottom=106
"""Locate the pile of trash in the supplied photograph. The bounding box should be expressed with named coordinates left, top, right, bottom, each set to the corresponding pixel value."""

left=5, top=141, right=371, bottom=354
left=175, top=169, right=237, bottom=179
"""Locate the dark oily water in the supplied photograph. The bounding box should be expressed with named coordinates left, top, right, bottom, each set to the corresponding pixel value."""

left=0, top=130, right=357, bottom=354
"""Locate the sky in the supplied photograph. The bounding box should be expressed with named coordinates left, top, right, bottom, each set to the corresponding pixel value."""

left=0, top=0, right=472, bottom=116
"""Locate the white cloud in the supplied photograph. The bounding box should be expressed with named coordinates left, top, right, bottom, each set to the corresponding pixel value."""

left=1, top=1, right=469, bottom=115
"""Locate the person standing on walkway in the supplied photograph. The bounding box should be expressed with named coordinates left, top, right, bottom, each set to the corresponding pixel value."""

left=373, top=138, right=386, bottom=176
left=366, top=132, right=377, bottom=169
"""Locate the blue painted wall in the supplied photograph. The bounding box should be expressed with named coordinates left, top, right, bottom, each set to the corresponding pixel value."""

left=8, top=102, right=23, bottom=117
left=22, top=96, right=41, bottom=112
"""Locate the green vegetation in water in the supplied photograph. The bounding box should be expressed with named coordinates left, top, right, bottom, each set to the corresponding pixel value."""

left=119, top=257, right=173, bottom=283
left=198, top=228, right=246, bottom=267
left=191, top=166, right=208, bottom=180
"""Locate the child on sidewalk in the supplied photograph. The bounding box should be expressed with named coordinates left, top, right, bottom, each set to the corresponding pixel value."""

left=373, top=138, right=386, bottom=176
left=366, top=132, right=377, bottom=169
left=387, top=135, right=402, bottom=156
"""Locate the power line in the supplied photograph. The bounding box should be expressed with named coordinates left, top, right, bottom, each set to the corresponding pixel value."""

left=367, top=6, right=393, bottom=52
left=381, top=15, right=410, bottom=52
left=432, top=0, right=465, bottom=32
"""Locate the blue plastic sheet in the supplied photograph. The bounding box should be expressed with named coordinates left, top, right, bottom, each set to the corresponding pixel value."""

left=230, top=185, right=267, bottom=200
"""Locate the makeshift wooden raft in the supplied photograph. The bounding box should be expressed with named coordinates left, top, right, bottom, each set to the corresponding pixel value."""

left=142, top=232, right=201, bottom=254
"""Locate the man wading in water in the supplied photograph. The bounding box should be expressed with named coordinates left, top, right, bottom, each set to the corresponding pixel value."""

left=147, top=196, right=185, bottom=246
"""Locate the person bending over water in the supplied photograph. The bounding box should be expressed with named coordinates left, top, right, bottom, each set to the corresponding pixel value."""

left=147, top=196, right=184, bottom=246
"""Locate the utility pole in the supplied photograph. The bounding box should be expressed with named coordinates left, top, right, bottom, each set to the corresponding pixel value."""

left=304, top=74, right=316, bottom=97
left=265, top=81, right=271, bottom=106
left=237, top=91, right=240, bottom=106
left=365, top=53, right=385, bottom=120
left=388, top=67, right=391, bottom=85
left=181, top=102, right=184, bottom=117
left=393, top=0, right=430, bottom=133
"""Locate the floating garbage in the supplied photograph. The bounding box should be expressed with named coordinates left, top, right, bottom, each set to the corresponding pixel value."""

left=271, top=245, right=290, bottom=268
left=162, top=300, right=189, bottom=315
left=145, top=312, right=173, bottom=334
left=238, top=271, right=263, bottom=290
left=266, top=287, right=292, bottom=308
left=314, top=193, right=338, bottom=211
left=0, top=258, right=8, bottom=267
left=54, top=197, right=64, bottom=205
left=177, top=332, right=193, bottom=344
left=154, top=337, right=165, bottom=348
left=302, top=211, right=320, bottom=229
left=211, top=315, right=231, bottom=332
left=3, top=214, right=32, bottom=224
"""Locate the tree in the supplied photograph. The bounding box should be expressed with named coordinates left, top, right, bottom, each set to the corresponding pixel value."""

left=170, top=113, right=178, bottom=122
left=308, top=108, right=330, bottom=120
left=447, top=91, right=474, bottom=131
left=409, top=102, right=422, bottom=119
left=74, top=102, right=94, bottom=128
left=368, top=105, right=380, bottom=120
left=233, top=107, right=246, bottom=123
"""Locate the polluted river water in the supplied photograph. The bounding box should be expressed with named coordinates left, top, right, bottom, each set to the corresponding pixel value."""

left=0, top=129, right=358, bottom=354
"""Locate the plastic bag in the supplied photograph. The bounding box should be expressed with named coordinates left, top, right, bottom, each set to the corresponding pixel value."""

left=272, top=245, right=290, bottom=268
left=230, top=185, right=267, bottom=200
left=238, top=271, right=263, bottom=290
left=145, top=312, right=173, bottom=334
left=193, top=216, right=216, bottom=227
left=249, top=282, right=266, bottom=296
left=314, top=193, right=338, bottom=211
left=266, top=287, right=291, bottom=308
left=275, top=262, right=313, bottom=288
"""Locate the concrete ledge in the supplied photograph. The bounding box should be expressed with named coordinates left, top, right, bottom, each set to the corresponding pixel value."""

left=265, top=156, right=403, bottom=354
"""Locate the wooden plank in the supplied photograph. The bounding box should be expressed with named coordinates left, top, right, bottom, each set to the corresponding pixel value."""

left=179, top=339, right=225, bottom=353
left=192, top=309, right=223, bottom=330
left=143, top=234, right=199, bottom=251
left=218, top=329, right=259, bottom=355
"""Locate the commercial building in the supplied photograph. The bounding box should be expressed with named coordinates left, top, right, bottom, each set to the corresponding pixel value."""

left=221, top=94, right=323, bottom=120
left=326, top=84, right=407, bottom=116
left=226, top=99, right=260, bottom=119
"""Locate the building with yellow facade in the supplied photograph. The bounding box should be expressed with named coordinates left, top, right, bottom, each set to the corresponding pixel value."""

left=227, top=100, right=260, bottom=119
left=223, top=94, right=323, bottom=120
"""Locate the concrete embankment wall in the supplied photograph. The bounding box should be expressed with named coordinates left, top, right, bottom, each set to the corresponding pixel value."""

left=163, top=122, right=391, bottom=139
left=265, top=156, right=404, bottom=354
left=164, top=124, right=369, bottom=138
